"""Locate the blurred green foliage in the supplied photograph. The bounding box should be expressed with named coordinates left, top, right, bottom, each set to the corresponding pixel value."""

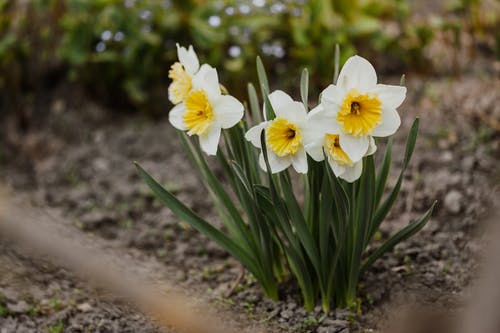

left=0, top=0, right=498, bottom=114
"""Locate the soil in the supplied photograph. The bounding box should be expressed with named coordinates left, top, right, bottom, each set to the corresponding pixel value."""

left=1, top=48, right=499, bottom=333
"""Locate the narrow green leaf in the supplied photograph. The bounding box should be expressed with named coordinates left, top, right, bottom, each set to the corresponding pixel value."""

left=333, top=44, right=340, bottom=84
left=264, top=94, right=276, bottom=120
left=402, top=118, right=419, bottom=169
left=256, top=56, right=270, bottom=98
left=323, top=152, right=350, bottom=225
left=247, top=83, right=262, bottom=125
left=135, top=162, right=260, bottom=276
left=348, top=156, right=376, bottom=296
left=278, top=172, right=322, bottom=277
left=400, top=74, right=406, bottom=86
left=180, top=134, right=256, bottom=254
left=360, top=156, right=377, bottom=250
left=371, top=118, right=420, bottom=238
left=374, top=137, right=392, bottom=209
left=361, top=201, right=437, bottom=274
left=300, top=68, right=309, bottom=110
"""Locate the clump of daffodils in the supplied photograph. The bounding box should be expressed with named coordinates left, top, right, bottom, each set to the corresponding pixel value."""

left=136, top=44, right=435, bottom=311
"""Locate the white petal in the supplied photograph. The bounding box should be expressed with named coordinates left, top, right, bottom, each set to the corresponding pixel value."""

left=339, top=160, right=363, bottom=183
left=307, top=104, right=324, bottom=118
left=213, top=95, right=244, bottom=129
left=199, top=126, right=221, bottom=156
left=369, top=84, right=407, bottom=109
left=267, top=90, right=294, bottom=119
left=366, top=136, right=377, bottom=156
left=339, top=133, right=369, bottom=162
left=283, top=101, right=307, bottom=124
left=304, top=140, right=325, bottom=162
left=168, top=103, right=187, bottom=130
left=304, top=105, right=341, bottom=141
left=258, top=150, right=291, bottom=174
left=337, top=55, right=377, bottom=92
left=328, top=158, right=346, bottom=177
left=177, top=44, right=200, bottom=75
left=245, top=121, right=269, bottom=148
left=192, top=64, right=220, bottom=99
left=320, top=84, right=344, bottom=112
left=291, top=148, right=308, bottom=174
left=371, top=107, right=401, bottom=137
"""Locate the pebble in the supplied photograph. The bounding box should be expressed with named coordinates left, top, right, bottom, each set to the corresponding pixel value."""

left=317, top=320, right=349, bottom=333
left=280, top=309, right=293, bottom=319
left=7, top=300, right=30, bottom=314
left=80, top=211, right=116, bottom=230
left=77, top=302, right=93, bottom=312
left=444, top=190, right=463, bottom=214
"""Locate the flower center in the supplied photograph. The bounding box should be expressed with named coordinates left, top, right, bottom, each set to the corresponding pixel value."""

left=266, top=118, right=302, bottom=157
left=168, top=62, right=192, bottom=104
left=325, top=134, right=352, bottom=166
left=183, top=90, right=214, bottom=136
left=337, top=89, right=382, bottom=136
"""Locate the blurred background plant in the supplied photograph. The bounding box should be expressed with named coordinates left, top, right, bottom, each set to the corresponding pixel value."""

left=0, top=0, right=498, bottom=122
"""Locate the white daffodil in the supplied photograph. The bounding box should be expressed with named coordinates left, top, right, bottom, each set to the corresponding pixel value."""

left=168, top=44, right=200, bottom=105
left=168, top=65, right=244, bottom=156
left=245, top=90, right=312, bottom=174
left=317, top=55, right=406, bottom=163
left=305, top=105, right=377, bottom=182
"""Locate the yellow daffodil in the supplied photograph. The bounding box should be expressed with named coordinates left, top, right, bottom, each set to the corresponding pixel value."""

left=245, top=91, right=313, bottom=174
left=316, top=55, right=406, bottom=163
left=169, top=65, right=244, bottom=155
left=305, top=105, right=377, bottom=182
left=168, top=44, right=200, bottom=104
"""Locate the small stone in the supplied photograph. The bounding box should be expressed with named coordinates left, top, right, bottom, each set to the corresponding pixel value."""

left=77, top=302, right=92, bottom=312
left=286, top=302, right=297, bottom=310
left=444, top=190, right=463, bottom=214
left=80, top=211, right=116, bottom=230
left=0, top=288, right=19, bottom=302
left=320, top=319, right=349, bottom=332
left=7, top=300, right=30, bottom=314
left=280, top=309, right=293, bottom=319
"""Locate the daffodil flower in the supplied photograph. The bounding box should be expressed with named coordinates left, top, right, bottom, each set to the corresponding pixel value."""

left=168, top=65, right=244, bottom=156
left=305, top=105, right=377, bottom=182
left=168, top=44, right=200, bottom=105
left=317, top=55, right=406, bottom=162
left=245, top=90, right=312, bottom=174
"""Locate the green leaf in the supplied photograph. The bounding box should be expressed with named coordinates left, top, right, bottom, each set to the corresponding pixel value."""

left=323, top=152, right=350, bottom=226
left=348, top=156, right=376, bottom=297
left=179, top=134, right=256, bottom=254
left=358, top=155, right=376, bottom=249
left=400, top=74, right=406, bottom=86
left=264, top=94, right=276, bottom=121
left=278, top=172, right=322, bottom=277
left=300, top=68, right=309, bottom=110
left=371, top=118, right=419, bottom=238
left=135, top=162, right=260, bottom=276
left=361, top=201, right=437, bottom=274
left=333, top=44, right=340, bottom=84
left=256, top=56, right=270, bottom=98
left=374, top=137, right=392, bottom=209
left=247, top=83, right=263, bottom=125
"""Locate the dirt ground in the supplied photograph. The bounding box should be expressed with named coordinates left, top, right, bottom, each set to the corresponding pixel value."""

left=1, top=51, right=499, bottom=333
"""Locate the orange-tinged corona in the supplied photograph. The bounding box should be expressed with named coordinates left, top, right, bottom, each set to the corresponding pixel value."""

left=266, top=118, right=302, bottom=157
left=183, top=90, right=214, bottom=135
left=168, top=62, right=192, bottom=104
left=337, top=89, right=382, bottom=136
left=325, top=134, right=352, bottom=166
